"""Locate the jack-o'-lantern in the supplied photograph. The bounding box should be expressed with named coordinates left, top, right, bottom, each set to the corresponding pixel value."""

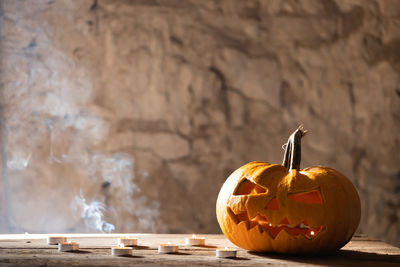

left=216, top=126, right=361, bottom=254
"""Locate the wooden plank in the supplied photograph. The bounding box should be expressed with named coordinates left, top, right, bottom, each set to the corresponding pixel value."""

left=0, top=234, right=399, bottom=266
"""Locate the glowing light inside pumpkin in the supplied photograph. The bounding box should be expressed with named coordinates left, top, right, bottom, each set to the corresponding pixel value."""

left=227, top=207, right=324, bottom=239
left=230, top=178, right=325, bottom=239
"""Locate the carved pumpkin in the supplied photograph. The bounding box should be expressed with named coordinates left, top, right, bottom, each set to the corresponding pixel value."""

left=216, top=126, right=361, bottom=254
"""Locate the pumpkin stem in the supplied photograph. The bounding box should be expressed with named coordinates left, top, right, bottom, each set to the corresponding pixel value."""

left=282, top=125, right=307, bottom=171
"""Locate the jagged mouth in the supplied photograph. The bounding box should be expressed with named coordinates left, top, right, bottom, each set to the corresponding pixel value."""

left=227, top=207, right=324, bottom=239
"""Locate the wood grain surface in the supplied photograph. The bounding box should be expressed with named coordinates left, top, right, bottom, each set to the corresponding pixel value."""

left=0, top=234, right=399, bottom=266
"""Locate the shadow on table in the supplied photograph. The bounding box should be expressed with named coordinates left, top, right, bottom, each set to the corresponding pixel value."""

left=249, top=249, right=400, bottom=265
left=68, top=250, right=91, bottom=254
left=174, top=252, right=192, bottom=255
left=133, top=245, right=150, bottom=250
left=223, top=257, right=250, bottom=261
left=199, top=245, right=217, bottom=249
left=114, top=255, right=145, bottom=258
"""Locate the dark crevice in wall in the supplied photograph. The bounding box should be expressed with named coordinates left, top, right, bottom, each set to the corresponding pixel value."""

left=279, top=80, right=290, bottom=107
left=209, top=66, right=231, bottom=126
left=90, top=0, right=98, bottom=11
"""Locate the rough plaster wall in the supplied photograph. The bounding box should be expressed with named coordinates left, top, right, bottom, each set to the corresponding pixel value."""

left=0, top=0, right=399, bottom=246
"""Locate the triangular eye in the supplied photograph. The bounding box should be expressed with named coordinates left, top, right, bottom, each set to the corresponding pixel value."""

left=288, top=190, right=322, bottom=204
left=234, top=179, right=266, bottom=195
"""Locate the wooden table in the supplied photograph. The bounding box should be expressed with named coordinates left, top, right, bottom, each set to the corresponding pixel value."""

left=0, top=234, right=399, bottom=266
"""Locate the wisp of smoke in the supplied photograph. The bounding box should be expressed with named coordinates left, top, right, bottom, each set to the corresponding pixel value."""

left=71, top=191, right=115, bottom=233
left=7, top=151, right=32, bottom=171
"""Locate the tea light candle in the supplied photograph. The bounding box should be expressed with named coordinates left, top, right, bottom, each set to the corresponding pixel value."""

left=118, top=237, right=138, bottom=247
left=158, top=242, right=179, bottom=254
left=47, top=236, right=67, bottom=245
left=111, top=244, right=133, bottom=256
left=58, top=241, right=79, bottom=252
left=185, top=234, right=205, bottom=246
left=216, top=247, right=237, bottom=258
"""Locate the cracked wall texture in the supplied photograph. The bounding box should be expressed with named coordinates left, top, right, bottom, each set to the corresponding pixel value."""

left=1, top=0, right=400, bottom=246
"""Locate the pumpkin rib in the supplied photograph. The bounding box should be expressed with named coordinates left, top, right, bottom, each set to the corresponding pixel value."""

left=325, top=172, right=349, bottom=251
left=335, top=171, right=357, bottom=251
left=334, top=168, right=361, bottom=244
left=313, top=167, right=361, bottom=249
left=302, top=167, right=347, bottom=251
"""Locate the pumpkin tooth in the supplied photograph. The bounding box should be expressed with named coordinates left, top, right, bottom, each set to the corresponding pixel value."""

left=238, top=220, right=250, bottom=230
left=227, top=207, right=239, bottom=224
left=255, top=225, right=263, bottom=234
left=275, top=228, right=296, bottom=241
left=246, top=208, right=260, bottom=220
left=266, top=226, right=282, bottom=239
left=227, top=207, right=249, bottom=224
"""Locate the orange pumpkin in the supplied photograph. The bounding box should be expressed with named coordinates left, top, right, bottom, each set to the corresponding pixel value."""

left=216, top=126, right=361, bottom=254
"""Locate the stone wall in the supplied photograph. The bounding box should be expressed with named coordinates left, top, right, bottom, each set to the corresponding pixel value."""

left=0, top=0, right=399, bottom=246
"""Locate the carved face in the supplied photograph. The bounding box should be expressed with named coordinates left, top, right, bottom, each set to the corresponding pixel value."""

left=216, top=162, right=361, bottom=254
